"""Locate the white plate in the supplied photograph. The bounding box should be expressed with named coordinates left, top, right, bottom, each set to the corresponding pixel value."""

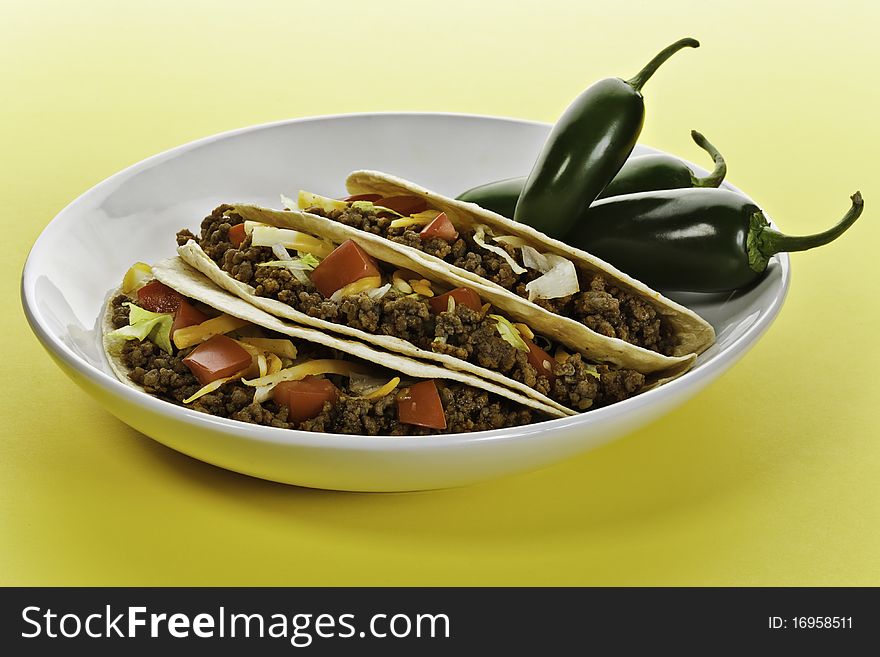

left=21, top=113, right=789, bottom=491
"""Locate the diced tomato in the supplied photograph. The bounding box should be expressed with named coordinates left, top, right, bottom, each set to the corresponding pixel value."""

left=182, top=334, right=252, bottom=386
left=375, top=195, right=428, bottom=216
left=428, top=287, right=483, bottom=314
left=397, top=380, right=447, bottom=430
left=310, top=239, right=381, bottom=298
left=137, top=280, right=184, bottom=314
left=273, top=376, right=339, bottom=424
left=228, top=222, right=247, bottom=248
left=419, top=212, right=459, bottom=242
left=171, top=299, right=210, bottom=336
left=344, top=194, right=382, bottom=203
left=523, top=337, right=556, bottom=382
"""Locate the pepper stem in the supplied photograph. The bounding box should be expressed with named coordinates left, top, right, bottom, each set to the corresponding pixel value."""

left=689, top=130, right=727, bottom=188
left=748, top=192, right=865, bottom=273
left=626, top=38, right=700, bottom=92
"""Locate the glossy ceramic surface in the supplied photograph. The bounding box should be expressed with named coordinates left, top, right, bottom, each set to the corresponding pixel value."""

left=21, top=113, right=789, bottom=491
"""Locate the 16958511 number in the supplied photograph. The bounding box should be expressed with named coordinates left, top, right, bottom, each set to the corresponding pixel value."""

left=768, top=616, right=853, bottom=630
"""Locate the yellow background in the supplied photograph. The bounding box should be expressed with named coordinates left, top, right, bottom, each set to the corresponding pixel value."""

left=3, top=0, right=879, bottom=585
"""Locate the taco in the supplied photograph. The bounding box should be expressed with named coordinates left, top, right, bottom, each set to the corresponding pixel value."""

left=175, top=205, right=671, bottom=416
left=103, top=258, right=557, bottom=435
left=286, top=171, right=715, bottom=362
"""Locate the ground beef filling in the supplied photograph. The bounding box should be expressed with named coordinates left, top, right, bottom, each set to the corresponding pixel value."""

left=299, top=383, right=536, bottom=435
left=182, top=210, right=644, bottom=410
left=109, top=294, right=133, bottom=329
left=112, top=336, right=535, bottom=435
left=302, top=204, right=676, bottom=355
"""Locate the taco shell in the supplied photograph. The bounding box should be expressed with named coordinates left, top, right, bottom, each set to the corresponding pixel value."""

left=103, top=257, right=565, bottom=420
left=344, top=169, right=715, bottom=357
left=207, top=203, right=699, bottom=381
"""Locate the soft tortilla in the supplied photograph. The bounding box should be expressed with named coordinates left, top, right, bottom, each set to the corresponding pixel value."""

left=344, top=169, right=716, bottom=358
left=103, top=257, right=564, bottom=420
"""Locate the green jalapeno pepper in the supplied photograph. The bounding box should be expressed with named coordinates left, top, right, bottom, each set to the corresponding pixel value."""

left=512, top=37, right=700, bottom=237
left=568, top=188, right=864, bottom=292
left=456, top=130, right=726, bottom=218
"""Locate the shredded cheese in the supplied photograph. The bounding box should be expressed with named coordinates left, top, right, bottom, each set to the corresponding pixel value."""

left=238, top=337, right=298, bottom=360
left=329, top=276, right=383, bottom=301
left=266, top=353, right=283, bottom=375
left=389, top=210, right=441, bottom=229
left=121, top=262, right=153, bottom=294
left=409, top=279, right=434, bottom=297
left=243, top=220, right=265, bottom=235
left=493, top=235, right=529, bottom=249
left=250, top=225, right=334, bottom=258
left=241, top=359, right=369, bottom=389
left=514, top=323, right=535, bottom=340
left=358, top=377, right=400, bottom=401
left=391, top=270, right=413, bottom=294
left=182, top=368, right=249, bottom=405
left=173, top=315, right=251, bottom=349
left=489, top=314, right=529, bottom=352
left=297, top=190, right=348, bottom=213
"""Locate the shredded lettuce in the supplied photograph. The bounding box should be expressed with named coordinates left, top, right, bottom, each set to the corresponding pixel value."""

left=520, top=245, right=550, bottom=272
left=521, top=247, right=580, bottom=301
left=350, top=199, right=407, bottom=218
left=257, top=253, right=320, bottom=284
left=280, top=193, right=297, bottom=210
left=297, top=253, right=320, bottom=268
left=489, top=314, right=529, bottom=352
left=473, top=225, right=527, bottom=275
left=253, top=384, right=274, bottom=405
left=271, top=243, right=292, bottom=261
left=108, top=303, right=173, bottom=354
left=349, top=199, right=405, bottom=218
left=366, top=283, right=392, bottom=299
